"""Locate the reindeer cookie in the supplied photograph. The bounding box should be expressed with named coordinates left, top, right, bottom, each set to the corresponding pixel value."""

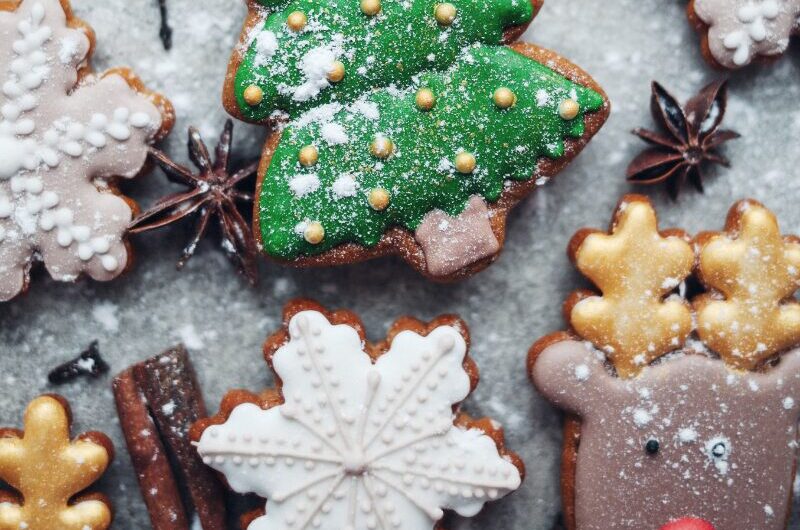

left=0, top=395, right=114, bottom=530
left=529, top=195, right=800, bottom=530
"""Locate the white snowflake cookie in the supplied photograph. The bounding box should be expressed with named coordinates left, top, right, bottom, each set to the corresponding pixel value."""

left=0, top=0, right=173, bottom=301
left=691, top=0, right=800, bottom=68
left=195, top=302, right=524, bottom=530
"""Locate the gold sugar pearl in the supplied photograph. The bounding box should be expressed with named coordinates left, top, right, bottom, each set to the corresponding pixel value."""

left=370, top=136, right=394, bottom=159
left=415, top=88, right=436, bottom=111
left=361, top=0, right=382, bottom=16
left=455, top=151, right=476, bottom=174
left=243, top=85, right=264, bottom=106
left=298, top=145, right=319, bottom=167
left=493, top=87, right=516, bottom=109
left=327, top=61, right=346, bottom=83
left=558, top=98, right=580, bottom=120
left=434, top=2, right=457, bottom=25
left=304, top=222, right=325, bottom=244
left=287, top=11, right=308, bottom=32
left=368, top=188, right=391, bottom=211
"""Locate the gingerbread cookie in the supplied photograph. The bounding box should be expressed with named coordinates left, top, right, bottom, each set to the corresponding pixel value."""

left=223, top=0, right=609, bottom=280
left=529, top=196, right=800, bottom=530
left=0, top=0, right=173, bottom=302
left=193, top=299, right=524, bottom=529
left=0, top=395, right=114, bottom=530
left=688, top=0, right=800, bottom=69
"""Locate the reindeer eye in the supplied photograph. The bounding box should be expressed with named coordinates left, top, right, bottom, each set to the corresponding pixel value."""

left=711, top=441, right=728, bottom=458
left=705, top=436, right=731, bottom=461
left=645, top=438, right=660, bottom=455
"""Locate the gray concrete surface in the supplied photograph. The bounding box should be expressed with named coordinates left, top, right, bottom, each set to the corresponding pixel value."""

left=1, top=0, right=799, bottom=528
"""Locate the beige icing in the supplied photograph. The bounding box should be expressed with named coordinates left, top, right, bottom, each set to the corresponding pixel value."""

left=570, top=199, right=694, bottom=378
left=414, top=195, right=500, bottom=277
left=693, top=0, right=800, bottom=68
left=533, top=340, right=800, bottom=530
left=0, top=0, right=164, bottom=301
left=0, top=395, right=112, bottom=530
left=695, top=201, right=800, bottom=370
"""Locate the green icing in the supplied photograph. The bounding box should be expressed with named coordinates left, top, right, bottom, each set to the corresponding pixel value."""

left=257, top=45, right=604, bottom=259
left=237, top=0, right=534, bottom=120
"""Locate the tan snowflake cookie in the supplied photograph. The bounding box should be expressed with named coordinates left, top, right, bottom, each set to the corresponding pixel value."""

left=694, top=200, right=800, bottom=370
left=0, top=395, right=113, bottom=530
left=568, top=195, right=694, bottom=377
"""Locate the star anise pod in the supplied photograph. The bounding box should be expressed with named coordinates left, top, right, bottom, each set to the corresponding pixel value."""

left=130, top=119, right=260, bottom=284
left=627, top=79, right=740, bottom=199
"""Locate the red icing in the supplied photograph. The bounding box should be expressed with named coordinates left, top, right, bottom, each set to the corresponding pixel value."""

left=659, top=518, right=715, bottom=530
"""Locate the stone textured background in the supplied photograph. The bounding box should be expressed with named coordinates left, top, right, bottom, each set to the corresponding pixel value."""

left=1, top=0, right=799, bottom=528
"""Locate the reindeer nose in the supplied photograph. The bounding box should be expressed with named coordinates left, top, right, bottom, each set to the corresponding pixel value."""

left=659, top=518, right=715, bottom=530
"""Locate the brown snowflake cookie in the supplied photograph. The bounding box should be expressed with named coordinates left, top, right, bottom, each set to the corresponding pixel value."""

left=0, top=395, right=114, bottom=530
left=0, top=0, right=174, bottom=302
left=688, top=0, right=800, bottom=69
left=528, top=195, right=800, bottom=530
left=222, top=0, right=608, bottom=281
left=191, top=299, right=524, bottom=529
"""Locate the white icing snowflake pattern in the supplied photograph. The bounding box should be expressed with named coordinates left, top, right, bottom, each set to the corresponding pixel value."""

left=724, top=1, right=781, bottom=65
left=0, top=0, right=165, bottom=301
left=197, top=310, right=522, bottom=530
left=694, top=0, right=800, bottom=67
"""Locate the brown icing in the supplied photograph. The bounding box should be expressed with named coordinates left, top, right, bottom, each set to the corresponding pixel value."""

left=414, top=195, right=501, bottom=277
left=0, top=0, right=170, bottom=301
left=533, top=340, right=800, bottom=530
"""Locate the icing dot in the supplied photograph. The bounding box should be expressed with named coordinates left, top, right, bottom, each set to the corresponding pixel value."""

left=368, top=188, right=390, bottom=211
left=454, top=152, right=476, bottom=174
left=558, top=98, right=580, bottom=120
left=645, top=438, right=660, bottom=455
left=243, top=85, right=264, bottom=106
left=415, top=88, right=436, bottom=111
left=783, top=397, right=795, bottom=410
left=298, top=145, right=319, bottom=167
left=287, top=11, right=308, bottom=32
left=434, top=3, right=457, bottom=26
left=327, top=61, right=346, bottom=83
left=101, top=254, right=119, bottom=272
left=493, top=87, right=516, bottom=109
left=370, top=136, right=394, bottom=159
left=360, top=0, right=382, bottom=16
left=304, top=222, right=325, bottom=244
left=130, top=112, right=151, bottom=128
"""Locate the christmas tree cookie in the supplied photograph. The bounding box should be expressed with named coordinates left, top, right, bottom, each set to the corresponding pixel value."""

left=0, top=0, right=173, bottom=302
left=529, top=196, right=800, bottom=530
left=224, top=0, right=608, bottom=280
